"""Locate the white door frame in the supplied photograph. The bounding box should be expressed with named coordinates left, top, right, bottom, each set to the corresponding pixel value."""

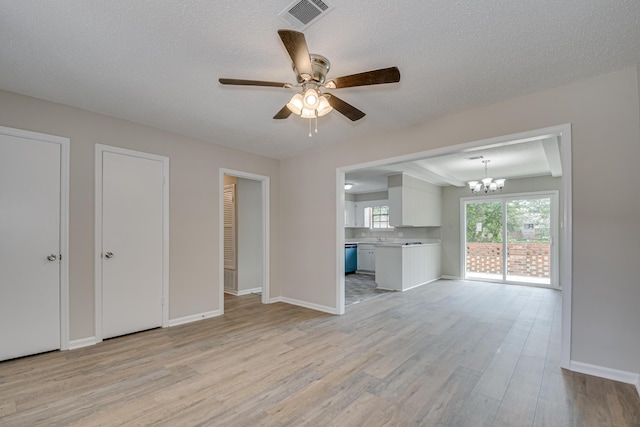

left=0, top=125, right=70, bottom=351
left=95, top=144, right=170, bottom=342
left=219, top=168, right=270, bottom=311
left=337, top=124, right=572, bottom=369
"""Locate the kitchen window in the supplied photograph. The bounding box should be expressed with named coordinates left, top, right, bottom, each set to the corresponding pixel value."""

left=364, top=206, right=392, bottom=229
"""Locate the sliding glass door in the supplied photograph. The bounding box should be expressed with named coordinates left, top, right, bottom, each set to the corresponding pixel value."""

left=464, top=193, right=557, bottom=287
left=465, top=201, right=504, bottom=281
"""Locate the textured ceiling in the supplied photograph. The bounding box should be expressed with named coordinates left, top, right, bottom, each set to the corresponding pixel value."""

left=1, top=1, right=640, bottom=159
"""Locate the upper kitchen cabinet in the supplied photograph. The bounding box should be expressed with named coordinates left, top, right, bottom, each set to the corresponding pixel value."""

left=345, top=200, right=356, bottom=227
left=388, top=174, right=442, bottom=227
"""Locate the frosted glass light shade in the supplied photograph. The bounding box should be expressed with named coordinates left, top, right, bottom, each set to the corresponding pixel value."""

left=286, top=93, right=303, bottom=115
left=316, top=96, right=333, bottom=117
left=300, top=108, right=317, bottom=118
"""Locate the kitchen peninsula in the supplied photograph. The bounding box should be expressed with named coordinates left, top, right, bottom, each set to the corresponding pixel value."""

left=375, top=241, right=441, bottom=291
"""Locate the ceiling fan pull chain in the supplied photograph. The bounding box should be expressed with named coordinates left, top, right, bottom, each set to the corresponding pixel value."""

left=308, top=118, right=312, bottom=137
left=315, top=115, right=318, bottom=134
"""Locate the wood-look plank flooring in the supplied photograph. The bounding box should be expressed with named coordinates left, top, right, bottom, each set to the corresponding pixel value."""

left=1, top=279, right=639, bottom=426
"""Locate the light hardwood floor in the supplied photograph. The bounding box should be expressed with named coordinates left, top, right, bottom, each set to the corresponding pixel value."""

left=1, top=279, right=639, bottom=426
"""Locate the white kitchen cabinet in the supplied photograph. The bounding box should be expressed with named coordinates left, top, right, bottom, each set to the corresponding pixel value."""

left=345, top=200, right=356, bottom=227
left=388, top=174, right=442, bottom=227
left=354, top=203, right=366, bottom=227
left=357, top=244, right=376, bottom=272
left=375, top=243, right=441, bottom=291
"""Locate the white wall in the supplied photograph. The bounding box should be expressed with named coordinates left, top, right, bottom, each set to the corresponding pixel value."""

left=440, top=176, right=562, bottom=278
left=237, top=178, right=263, bottom=292
left=279, top=67, right=640, bottom=375
left=0, top=89, right=281, bottom=340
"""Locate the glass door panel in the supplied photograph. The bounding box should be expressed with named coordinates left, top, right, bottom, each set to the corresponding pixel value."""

left=465, top=201, right=504, bottom=281
left=506, top=197, right=551, bottom=285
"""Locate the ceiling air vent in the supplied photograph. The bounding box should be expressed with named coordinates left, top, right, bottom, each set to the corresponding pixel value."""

left=278, top=0, right=334, bottom=30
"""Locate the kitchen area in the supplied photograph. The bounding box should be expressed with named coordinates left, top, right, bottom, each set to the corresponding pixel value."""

left=344, top=173, right=442, bottom=305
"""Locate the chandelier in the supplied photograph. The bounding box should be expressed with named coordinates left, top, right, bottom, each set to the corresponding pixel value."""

left=286, top=84, right=333, bottom=137
left=468, top=160, right=506, bottom=194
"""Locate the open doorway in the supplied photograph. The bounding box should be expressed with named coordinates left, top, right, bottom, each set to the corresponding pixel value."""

left=337, top=124, right=572, bottom=368
left=219, top=169, right=270, bottom=312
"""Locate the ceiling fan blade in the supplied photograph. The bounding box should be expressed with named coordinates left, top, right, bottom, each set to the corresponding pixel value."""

left=219, top=78, right=291, bottom=88
left=273, top=105, right=293, bottom=119
left=327, top=94, right=366, bottom=121
left=327, top=67, right=401, bottom=89
left=277, top=29, right=313, bottom=80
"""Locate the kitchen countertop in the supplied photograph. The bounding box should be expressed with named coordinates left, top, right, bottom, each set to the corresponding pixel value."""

left=345, top=239, right=441, bottom=246
left=376, top=241, right=441, bottom=247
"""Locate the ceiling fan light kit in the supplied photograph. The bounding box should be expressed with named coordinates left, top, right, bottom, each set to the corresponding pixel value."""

left=219, top=29, right=400, bottom=137
left=468, top=160, right=506, bottom=194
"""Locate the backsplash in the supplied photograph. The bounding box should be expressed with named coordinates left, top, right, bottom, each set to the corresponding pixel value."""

left=345, top=226, right=440, bottom=240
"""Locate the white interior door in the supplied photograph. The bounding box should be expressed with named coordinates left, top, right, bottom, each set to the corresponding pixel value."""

left=101, top=151, right=164, bottom=339
left=0, top=133, right=61, bottom=360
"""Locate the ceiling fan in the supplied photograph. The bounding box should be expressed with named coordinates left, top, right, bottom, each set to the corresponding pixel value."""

left=219, top=29, right=400, bottom=134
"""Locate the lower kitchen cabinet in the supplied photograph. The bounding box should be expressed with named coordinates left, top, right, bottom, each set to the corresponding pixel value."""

left=357, top=244, right=376, bottom=272
left=375, top=244, right=441, bottom=291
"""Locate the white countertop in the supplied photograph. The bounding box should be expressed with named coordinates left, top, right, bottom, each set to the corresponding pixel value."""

left=345, top=239, right=441, bottom=247
left=376, top=241, right=441, bottom=248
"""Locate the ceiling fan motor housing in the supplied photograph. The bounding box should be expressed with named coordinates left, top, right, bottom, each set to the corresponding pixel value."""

left=294, top=54, right=330, bottom=84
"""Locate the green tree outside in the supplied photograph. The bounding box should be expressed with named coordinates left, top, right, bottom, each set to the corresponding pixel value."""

left=466, top=198, right=550, bottom=244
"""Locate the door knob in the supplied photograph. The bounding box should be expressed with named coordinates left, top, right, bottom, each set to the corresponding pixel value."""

left=104, top=252, right=114, bottom=259
left=47, top=254, right=57, bottom=261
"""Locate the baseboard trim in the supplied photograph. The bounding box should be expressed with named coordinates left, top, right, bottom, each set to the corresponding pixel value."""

left=402, top=277, right=440, bottom=291
left=68, top=336, right=98, bottom=350
left=280, top=297, right=338, bottom=315
left=238, top=287, right=262, bottom=296
left=440, top=275, right=461, bottom=280
left=570, top=360, right=640, bottom=386
left=224, top=287, right=262, bottom=296
left=168, top=310, right=221, bottom=327
left=269, top=296, right=283, bottom=303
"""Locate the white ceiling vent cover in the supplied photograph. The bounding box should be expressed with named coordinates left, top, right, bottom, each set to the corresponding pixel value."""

left=278, top=0, right=334, bottom=30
